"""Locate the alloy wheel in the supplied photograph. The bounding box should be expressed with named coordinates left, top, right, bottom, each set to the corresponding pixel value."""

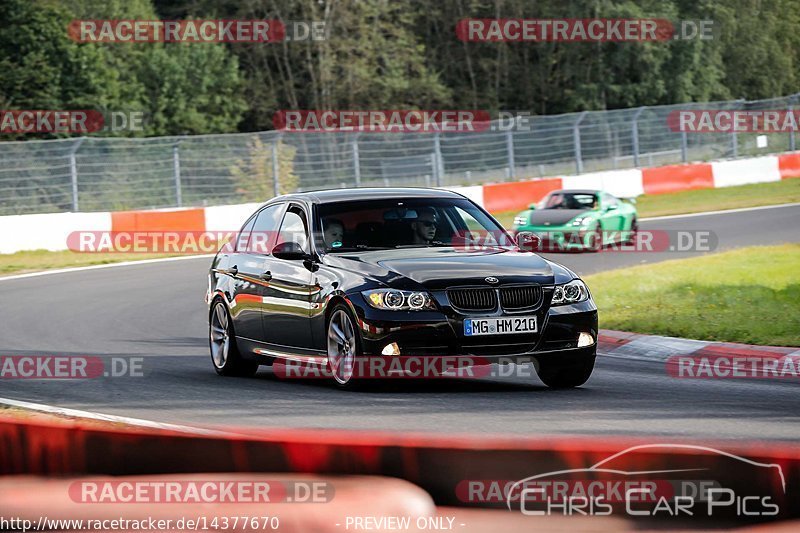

left=210, top=302, right=230, bottom=369
left=327, top=309, right=356, bottom=384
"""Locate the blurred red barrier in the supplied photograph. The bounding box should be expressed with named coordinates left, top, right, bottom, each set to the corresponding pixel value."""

left=0, top=414, right=798, bottom=521
left=482, top=177, right=563, bottom=212
left=778, top=152, right=800, bottom=179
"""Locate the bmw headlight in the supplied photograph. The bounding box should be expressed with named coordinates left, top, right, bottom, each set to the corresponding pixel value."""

left=362, top=289, right=436, bottom=311
left=551, top=280, right=590, bottom=305
left=513, top=214, right=529, bottom=226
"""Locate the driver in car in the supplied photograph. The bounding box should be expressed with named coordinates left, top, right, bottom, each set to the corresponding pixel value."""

left=322, top=217, right=344, bottom=248
left=411, top=208, right=438, bottom=245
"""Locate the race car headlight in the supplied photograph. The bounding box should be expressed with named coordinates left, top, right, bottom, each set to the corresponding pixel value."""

left=363, top=289, right=436, bottom=311
left=513, top=215, right=529, bottom=226
left=551, top=280, right=590, bottom=305
left=571, top=217, right=591, bottom=226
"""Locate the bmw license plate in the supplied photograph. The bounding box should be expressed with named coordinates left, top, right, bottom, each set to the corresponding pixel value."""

left=464, top=316, right=538, bottom=336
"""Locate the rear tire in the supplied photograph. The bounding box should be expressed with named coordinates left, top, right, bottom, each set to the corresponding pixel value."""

left=209, top=299, right=258, bottom=377
left=537, top=355, right=595, bottom=388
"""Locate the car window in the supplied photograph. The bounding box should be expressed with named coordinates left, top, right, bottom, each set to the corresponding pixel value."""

left=276, top=206, right=310, bottom=254
left=315, top=198, right=506, bottom=252
left=603, top=193, right=619, bottom=207
left=542, top=193, right=598, bottom=210
left=246, top=204, right=283, bottom=254
left=234, top=214, right=257, bottom=252
left=453, top=206, right=485, bottom=232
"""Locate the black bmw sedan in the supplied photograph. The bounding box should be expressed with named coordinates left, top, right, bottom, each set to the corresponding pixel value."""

left=207, top=188, right=598, bottom=388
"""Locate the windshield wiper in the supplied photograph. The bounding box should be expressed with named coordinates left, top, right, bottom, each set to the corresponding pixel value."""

left=328, top=245, right=392, bottom=252
left=394, top=240, right=450, bottom=248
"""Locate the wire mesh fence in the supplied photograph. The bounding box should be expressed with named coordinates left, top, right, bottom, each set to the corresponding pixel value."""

left=1, top=94, right=798, bottom=215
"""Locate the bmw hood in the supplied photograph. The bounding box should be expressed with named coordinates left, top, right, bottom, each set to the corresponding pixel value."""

left=326, top=247, right=556, bottom=291
left=524, top=209, right=588, bottom=227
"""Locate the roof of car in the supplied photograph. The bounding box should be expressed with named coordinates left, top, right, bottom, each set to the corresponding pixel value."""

left=550, top=189, right=602, bottom=195
left=268, top=187, right=465, bottom=204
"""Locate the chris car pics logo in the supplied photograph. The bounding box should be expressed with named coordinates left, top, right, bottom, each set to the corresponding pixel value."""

left=506, top=444, right=785, bottom=518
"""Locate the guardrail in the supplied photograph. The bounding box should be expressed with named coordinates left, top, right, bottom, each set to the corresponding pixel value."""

left=1, top=152, right=798, bottom=254
left=2, top=94, right=800, bottom=215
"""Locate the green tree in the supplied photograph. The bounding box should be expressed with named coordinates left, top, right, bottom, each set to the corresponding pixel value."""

left=230, top=136, right=299, bottom=200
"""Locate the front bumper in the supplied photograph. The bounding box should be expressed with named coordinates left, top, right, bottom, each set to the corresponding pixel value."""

left=515, top=226, right=596, bottom=251
left=347, top=292, right=598, bottom=362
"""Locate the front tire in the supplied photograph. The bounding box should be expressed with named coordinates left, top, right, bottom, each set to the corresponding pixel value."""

left=536, top=355, right=596, bottom=388
left=586, top=224, right=602, bottom=253
left=625, top=217, right=638, bottom=244
left=326, top=304, right=362, bottom=389
left=209, top=299, right=258, bottom=377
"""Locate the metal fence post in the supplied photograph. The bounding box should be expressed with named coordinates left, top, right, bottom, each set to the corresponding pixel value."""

left=681, top=131, right=688, bottom=162
left=791, top=93, right=800, bottom=152
left=573, top=111, right=587, bottom=174
left=632, top=107, right=646, bottom=167
left=352, top=135, right=361, bottom=187
left=172, top=143, right=182, bottom=207
left=506, top=129, right=516, bottom=180
left=68, top=137, right=85, bottom=212
left=272, top=136, right=281, bottom=196
left=731, top=99, right=745, bottom=158
left=433, top=133, right=443, bottom=186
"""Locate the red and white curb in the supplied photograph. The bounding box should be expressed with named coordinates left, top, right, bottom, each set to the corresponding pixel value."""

left=599, top=329, right=800, bottom=379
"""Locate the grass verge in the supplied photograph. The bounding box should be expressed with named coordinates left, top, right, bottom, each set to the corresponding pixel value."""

left=585, top=244, right=800, bottom=346
left=491, top=177, right=800, bottom=227
left=0, top=249, right=186, bottom=276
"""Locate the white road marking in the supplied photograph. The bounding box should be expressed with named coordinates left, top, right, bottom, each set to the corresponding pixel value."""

left=0, top=397, right=232, bottom=436
left=0, top=254, right=213, bottom=282
left=640, top=201, right=800, bottom=222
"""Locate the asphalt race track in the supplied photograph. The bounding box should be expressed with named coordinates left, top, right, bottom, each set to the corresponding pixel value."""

left=1, top=204, right=798, bottom=440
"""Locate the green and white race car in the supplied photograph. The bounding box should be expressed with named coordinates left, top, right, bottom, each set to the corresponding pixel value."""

left=512, top=189, right=638, bottom=252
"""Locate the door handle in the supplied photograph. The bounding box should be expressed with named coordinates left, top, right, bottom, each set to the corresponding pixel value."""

left=260, top=270, right=272, bottom=281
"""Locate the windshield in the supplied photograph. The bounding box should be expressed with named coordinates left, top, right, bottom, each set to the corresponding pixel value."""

left=315, top=198, right=507, bottom=252
left=541, top=192, right=598, bottom=210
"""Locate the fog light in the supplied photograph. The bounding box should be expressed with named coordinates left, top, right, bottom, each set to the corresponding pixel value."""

left=381, top=342, right=400, bottom=356
left=577, top=332, right=595, bottom=348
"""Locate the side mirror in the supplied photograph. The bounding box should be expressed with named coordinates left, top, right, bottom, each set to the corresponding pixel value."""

left=272, top=241, right=310, bottom=260
left=515, top=231, right=540, bottom=252
left=606, top=204, right=618, bottom=211
left=527, top=202, right=537, bottom=210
